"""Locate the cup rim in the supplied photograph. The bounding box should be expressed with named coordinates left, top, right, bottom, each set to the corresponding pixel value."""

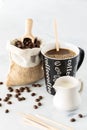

left=41, top=41, right=79, bottom=60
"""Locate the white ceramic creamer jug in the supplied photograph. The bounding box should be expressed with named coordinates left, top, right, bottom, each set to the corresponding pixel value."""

left=53, top=76, right=83, bottom=111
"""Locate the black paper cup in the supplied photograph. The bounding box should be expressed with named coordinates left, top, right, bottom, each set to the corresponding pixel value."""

left=41, top=42, right=85, bottom=95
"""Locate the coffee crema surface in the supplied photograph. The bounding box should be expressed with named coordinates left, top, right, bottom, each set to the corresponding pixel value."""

left=45, top=48, right=76, bottom=59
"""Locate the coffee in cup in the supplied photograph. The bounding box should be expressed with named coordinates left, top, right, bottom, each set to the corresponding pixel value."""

left=41, top=42, right=85, bottom=95
left=45, top=48, right=76, bottom=59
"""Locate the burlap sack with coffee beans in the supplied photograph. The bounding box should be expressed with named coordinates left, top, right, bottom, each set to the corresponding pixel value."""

left=6, top=38, right=44, bottom=87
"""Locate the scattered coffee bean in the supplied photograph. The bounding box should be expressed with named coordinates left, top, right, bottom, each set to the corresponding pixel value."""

left=32, top=84, right=37, bottom=87
left=0, top=103, right=2, bottom=107
left=18, top=97, right=22, bottom=101
left=14, top=92, right=21, bottom=97
left=0, top=98, right=2, bottom=101
left=5, top=109, right=9, bottom=113
left=15, top=89, right=20, bottom=93
left=17, top=93, right=21, bottom=96
left=7, top=94, right=12, bottom=97
left=25, top=87, right=31, bottom=92
left=35, top=99, right=40, bottom=102
left=20, top=87, right=25, bottom=92
left=70, top=118, right=76, bottom=122
left=78, top=114, right=83, bottom=118
left=7, top=101, right=12, bottom=105
left=21, top=97, right=26, bottom=101
left=14, top=94, right=19, bottom=98
left=8, top=87, right=13, bottom=92
left=33, top=105, right=38, bottom=109
left=39, top=96, right=43, bottom=100
left=0, top=82, right=3, bottom=85
left=31, top=93, right=36, bottom=96
left=3, top=97, right=10, bottom=102
left=38, top=102, right=42, bottom=106
left=37, top=84, right=42, bottom=87
left=27, top=89, right=31, bottom=92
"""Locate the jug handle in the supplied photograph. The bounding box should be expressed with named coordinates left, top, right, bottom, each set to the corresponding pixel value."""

left=78, top=79, right=83, bottom=93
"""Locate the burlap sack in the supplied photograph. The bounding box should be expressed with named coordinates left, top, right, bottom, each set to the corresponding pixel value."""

left=6, top=39, right=44, bottom=87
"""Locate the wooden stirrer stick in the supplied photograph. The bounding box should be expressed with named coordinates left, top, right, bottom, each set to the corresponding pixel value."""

left=36, top=115, right=73, bottom=130
left=24, top=118, right=47, bottom=130
left=20, top=113, right=60, bottom=130
left=54, top=19, right=59, bottom=51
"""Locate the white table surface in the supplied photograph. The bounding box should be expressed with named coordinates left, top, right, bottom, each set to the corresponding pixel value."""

left=0, top=0, right=87, bottom=130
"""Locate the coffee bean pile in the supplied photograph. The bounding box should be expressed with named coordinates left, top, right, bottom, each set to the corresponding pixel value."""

left=14, top=37, right=41, bottom=49
left=70, top=113, right=85, bottom=122
left=0, top=83, right=44, bottom=113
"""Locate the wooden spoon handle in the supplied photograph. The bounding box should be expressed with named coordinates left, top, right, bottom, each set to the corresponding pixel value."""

left=25, top=18, right=33, bottom=35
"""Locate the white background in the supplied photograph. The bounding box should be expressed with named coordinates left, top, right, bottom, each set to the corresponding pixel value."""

left=0, top=0, right=87, bottom=130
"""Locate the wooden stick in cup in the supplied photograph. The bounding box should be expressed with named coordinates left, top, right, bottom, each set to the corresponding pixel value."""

left=54, top=19, right=59, bottom=51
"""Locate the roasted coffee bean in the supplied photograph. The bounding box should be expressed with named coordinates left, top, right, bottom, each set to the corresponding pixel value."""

left=36, top=40, right=41, bottom=47
left=25, top=87, right=31, bottom=92
left=38, top=96, right=43, bottom=100
left=34, top=43, right=38, bottom=47
left=14, top=94, right=19, bottom=98
left=3, top=97, right=10, bottom=102
left=8, top=87, right=13, bottom=92
left=38, top=102, right=42, bottom=106
left=7, top=94, right=12, bottom=97
left=70, top=118, right=76, bottom=122
left=35, top=99, right=40, bottom=102
left=0, top=103, right=2, bottom=107
left=0, top=82, right=3, bottom=85
left=31, top=93, right=36, bottom=96
left=15, top=40, right=22, bottom=48
left=14, top=92, right=21, bottom=97
left=32, top=83, right=37, bottom=87
left=18, top=97, right=25, bottom=101
left=20, top=87, right=25, bottom=92
left=26, top=89, right=31, bottom=92
left=23, top=38, right=32, bottom=45
left=7, top=101, right=12, bottom=105
left=25, top=86, right=29, bottom=89
left=37, top=84, right=41, bottom=87
left=33, top=105, right=38, bottom=109
left=34, top=40, right=41, bottom=48
left=78, top=114, right=83, bottom=118
left=21, top=97, right=26, bottom=101
left=28, top=43, right=34, bottom=48
left=0, top=98, right=2, bottom=101
left=34, top=38, right=38, bottom=44
left=5, top=109, right=9, bottom=113
left=15, top=89, right=20, bottom=93
left=15, top=93, right=21, bottom=97
left=18, top=97, right=22, bottom=101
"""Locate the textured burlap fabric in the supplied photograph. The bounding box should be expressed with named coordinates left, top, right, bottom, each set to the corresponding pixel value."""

left=6, top=61, right=44, bottom=87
